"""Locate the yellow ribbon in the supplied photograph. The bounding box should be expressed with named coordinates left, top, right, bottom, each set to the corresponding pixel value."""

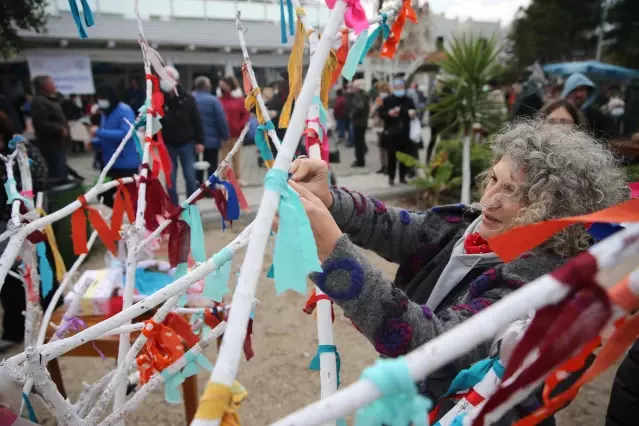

left=244, top=87, right=264, bottom=124
left=320, top=48, right=338, bottom=110
left=194, top=380, right=248, bottom=424
left=36, top=208, right=67, bottom=282
left=278, top=7, right=307, bottom=129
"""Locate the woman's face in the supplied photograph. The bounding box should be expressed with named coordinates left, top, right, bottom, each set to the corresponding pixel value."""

left=219, top=81, right=230, bottom=93
left=546, top=106, right=574, bottom=126
left=477, top=157, right=526, bottom=240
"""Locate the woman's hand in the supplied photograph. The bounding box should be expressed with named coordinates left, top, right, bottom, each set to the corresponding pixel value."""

left=289, top=181, right=342, bottom=262
left=289, top=158, right=333, bottom=208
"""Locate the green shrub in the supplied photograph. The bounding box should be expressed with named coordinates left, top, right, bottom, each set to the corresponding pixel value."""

left=436, top=139, right=493, bottom=186
left=624, top=164, right=639, bottom=182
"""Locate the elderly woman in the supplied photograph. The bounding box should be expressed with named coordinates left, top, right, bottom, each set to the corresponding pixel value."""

left=289, top=119, right=627, bottom=419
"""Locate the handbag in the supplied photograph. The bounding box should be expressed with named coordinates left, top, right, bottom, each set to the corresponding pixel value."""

left=409, top=117, right=422, bottom=143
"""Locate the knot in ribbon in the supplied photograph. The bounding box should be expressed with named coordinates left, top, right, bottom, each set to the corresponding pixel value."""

left=56, top=315, right=86, bottom=338
left=208, top=175, right=240, bottom=222
left=194, top=380, right=248, bottom=424
left=255, top=120, right=275, bottom=162
left=381, top=0, right=417, bottom=59
left=140, top=320, right=185, bottom=374
left=303, top=288, right=335, bottom=322
left=8, top=134, right=25, bottom=150
left=162, top=351, right=214, bottom=403
left=308, top=344, right=342, bottom=387
left=71, top=195, right=117, bottom=255
left=326, top=0, right=368, bottom=35
left=264, top=168, right=322, bottom=294
left=68, top=0, right=95, bottom=39
left=355, top=357, right=432, bottom=426
left=244, top=87, right=263, bottom=123
left=4, top=177, right=32, bottom=208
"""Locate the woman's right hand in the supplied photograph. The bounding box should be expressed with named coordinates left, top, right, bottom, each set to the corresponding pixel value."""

left=289, top=158, right=332, bottom=208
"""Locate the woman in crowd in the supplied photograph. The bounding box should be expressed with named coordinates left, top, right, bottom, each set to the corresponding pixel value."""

left=218, top=76, right=249, bottom=184
left=90, top=84, right=138, bottom=207
left=288, top=119, right=627, bottom=422
left=539, top=99, right=586, bottom=127
left=371, top=82, right=391, bottom=174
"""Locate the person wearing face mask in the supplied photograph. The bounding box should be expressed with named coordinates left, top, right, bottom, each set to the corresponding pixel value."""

left=160, top=66, right=205, bottom=205
left=90, top=84, right=137, bottom=207
left=378, top=78, right=416, bottom=185
left=286, top=119, right=627, bottom=423
left=561, top=73, right=613, bottom=140
left=30, top=75, right=70, bottom=182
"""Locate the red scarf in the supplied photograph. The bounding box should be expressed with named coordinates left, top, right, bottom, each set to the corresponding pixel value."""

left=464, top=232, right=492, bottom=254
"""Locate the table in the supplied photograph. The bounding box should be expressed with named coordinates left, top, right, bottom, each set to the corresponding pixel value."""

left=45, top=309, right=199, bottom=425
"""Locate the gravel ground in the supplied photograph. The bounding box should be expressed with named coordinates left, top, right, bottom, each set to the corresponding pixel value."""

left=4, top=214, right=620, bottom=425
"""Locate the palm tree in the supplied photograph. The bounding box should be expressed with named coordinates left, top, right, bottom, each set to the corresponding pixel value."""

left=429, top=34, right=503, bottom=204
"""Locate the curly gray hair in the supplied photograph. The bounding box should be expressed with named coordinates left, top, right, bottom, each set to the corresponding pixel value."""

left=478, top=120, right=629, bottom=257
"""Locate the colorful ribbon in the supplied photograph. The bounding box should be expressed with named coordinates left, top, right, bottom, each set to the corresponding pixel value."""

left=110, top=182, right=135, bottom=241
left=360, top=12, right=390, bottom=64
left=145, top=135, right=173, bottom=188
left=303, top=288, right=335, bottom=322
left=35, top=208, right=67, bottom=282
left=264, top=169, right=322, bottom=294
left=309, top=344, right=342, bottom=387
left=241, top=63, right=253, bottom=95
left=71, top=195, right=117, bottom=255
left=193, top=380, right=248, bottom=424
left=343, top=29, right=369, bottom=80
left=162, top=351, right=214, bottom=404
left=279, top=0, right=296, bottom=44
left=326, top=0, right=368, bottom=35
left=208, top=175, right=240, bottom=222
left=4, top=178, right=32, bottom=208
left=181, top=204, right=219, bottom=297
left=137, top=320, right=185, bottom=384
left=444, top=358, right=504, bottom=399
left=21, top=393, right=38, bottom=423
left=68, top=0, right=95, bottom=39
left=279, top=7, right=307, bottom=129
left=55, top=315, right=106, bottom=359
left=8, top=134, right=25, bottom=150
left=381, top=0, right=417, bottom=59
left=255, top=121, right=275, bottom=162
left=164, top=312, right=200, bottom=349
left=204, top=248, right=234, bottom=302
left=225, top=167, right=249, bottom=211
left=321, top=49, right=338, bottom=109
left=35, top=243, right=53, bottom=298
left=355, top=357, right=432, bottom=426
left=331, top=30, right=350, bottom=87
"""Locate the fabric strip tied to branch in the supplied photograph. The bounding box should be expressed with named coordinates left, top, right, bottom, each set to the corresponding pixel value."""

left=194, top=381, right=248, bottom=424
left=381, top=0, right=417, bottom=59
left=68, top=0, right=95, bottom=39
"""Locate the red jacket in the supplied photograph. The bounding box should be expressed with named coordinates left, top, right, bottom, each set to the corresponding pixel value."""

left=219, top=93, right=249, bottom=138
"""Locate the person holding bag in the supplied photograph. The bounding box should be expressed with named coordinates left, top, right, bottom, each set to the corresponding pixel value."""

left=378, top=79, right=416, bottom=185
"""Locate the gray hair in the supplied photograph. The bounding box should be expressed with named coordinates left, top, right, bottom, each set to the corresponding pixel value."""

left=479, top=119, right=629, bottom=257
left=194, top=76, right=211, bottom=91
left=32, top=75, right=51, bottom=92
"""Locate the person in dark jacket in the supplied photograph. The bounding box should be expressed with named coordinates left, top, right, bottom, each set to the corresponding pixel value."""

left=333, top=89, right=349, bottom=144
left=30, top=75, right=70, bottom=182
left=124, top=77, right=146, bottom=113
left=350, top=79, right=370, bottom=167
left=562, top=73, right=613, bottom=141
left=161, top=66, right=205, bottom=206
left=606, top=339, right=639, bottom=426
left=378, top=78, right=416, bottom=185
left=218, top=76, right=248, bottom=183
left=0, top=94, right=23, bottom=134
left=192, top=76, right=230, bottom=180
left=90, top=84, right=138, bottom=207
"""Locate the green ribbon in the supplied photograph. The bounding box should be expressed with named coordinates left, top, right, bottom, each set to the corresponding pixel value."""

left=204, top=247, right=234, bottom=302
left=343, top=29, right=368, bottom=81
left=4, top=177, right=32, bottom=208
left=256, top=121, right=275, bottom=161
left=161, top=351, right=214, bottom=404
left=360, top=12, right=390, bottom=64
left=264, top=169, right=322, bottom=294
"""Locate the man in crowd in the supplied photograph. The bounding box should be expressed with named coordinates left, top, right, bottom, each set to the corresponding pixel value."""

left=125, top=77, right=146, bottom=112
left=350, top=79, right=370, bottom=167
left=161, top=66, right=205, bottom=205
left=192, top=76, right=229, bottom=179
left=30, top=75, right=70, bottom=181
left=562, top=72, right=612, bottom=139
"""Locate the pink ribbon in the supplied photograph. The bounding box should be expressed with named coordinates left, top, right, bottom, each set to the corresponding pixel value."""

left=325, top=0, right=368, bottom=35
left=305, top=118, right=328, bottom=143
left=304, top=119, right=330, bottom=163
left=20, top=190, right=34, bottom=199
left=629, top=182, right=639, bottom=198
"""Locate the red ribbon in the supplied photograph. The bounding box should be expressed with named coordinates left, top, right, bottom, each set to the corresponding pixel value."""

left=145, top=73, right=165, bottom=117
left=203, top=307, right=254, bottom=361
left=464, top=232, right=492, bottom=254
left=144, top=135, right=173, bottom=188
left=303, top=288, right=335, bottom=322
left=110, top=180, right=135, bottom=242
left=164, top=312, right=200, bottom=349
left=331, top=30, right=350, bottom=87
left=166, top=219, right=190, bottom=268
left=381, top=0, right=417, bottom=59
left=226, top=167, right=249, bottom=211
left=72, top=195, right=117, bottom=255
left=140, top=175, right=175, bottom=231
left=136, top=319, right=185, bottom=384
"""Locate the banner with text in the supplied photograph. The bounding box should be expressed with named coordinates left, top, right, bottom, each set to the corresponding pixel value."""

left=27, top=54, right=95, bottom=95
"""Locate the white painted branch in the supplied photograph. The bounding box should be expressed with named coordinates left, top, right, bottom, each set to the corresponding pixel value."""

left=103, top=323, right=145, bottom=337
left=192, top=5, right=347, bottom=426
left=15, top=140, right=34, bottom=205
left=271, top=225, right=639, bottom=426
left=98, top=322, right=226, bottom=426
left=75, top=371, right=117, bottom=418
left=21, top=241, right=41, bottom=348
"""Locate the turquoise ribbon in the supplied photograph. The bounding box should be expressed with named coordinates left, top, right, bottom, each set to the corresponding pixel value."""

left=266, top=263, right=275, bottom=278
left=256, top=121, right=275, bottom=161
left=182, top=205, right=221, bottom=301
left=22, top=392, right=38, bottom=422
left=450, top=413, right=468, bottom=426
left=360, top=13, right=390, bottom=64
left=443, top=357, right=504, bottom=398
left=36, top=242, right=54, bottom=298
left=343, top=29, right=368, bottom=81
left=264, top=169, right=322, bottom=294
left=132, top=129, right=144, bottom=158
left=308, top=344, right=342, bottom=388
left=68, top=0, right=95, bottom=39
left=279, top=0, right=295, bottom=43
left=4, top=177, right=32, bottom=208
left=161, top=351, right=214, bottom=404
left=312, top=95, right=328, bottom=131
left=204, top=247, right=234, bottom=302
left=8, top=134, right=25, bottom=150
left=355, top=358, right=432, bottom=426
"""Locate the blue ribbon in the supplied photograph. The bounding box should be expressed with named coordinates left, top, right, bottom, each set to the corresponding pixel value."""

left=8, top=134, right=25, bottom=150
left=451, top=413, right=468, bottom=426
left=360, top=13, right=390, bottom=64
left=343, top=29, right=369, bottom=81
left=255, top=121, right=275, bottom=161
left=204, top=247, right=234, bottom=302
left=587, top=223, right=624, bottom=242
left=208, top=175, right=240, bottom=221
left=68, top=0, right=95, bottom=39
left=36, top=242, right=54, bottom=298
left=443, top=357, right=504, bottom=399
left=22, top=392, right=38, bottom=422
left=279, top=0, right=296, bottom=43
left=161, top=351, right=214, bottom=404
left=264, top=169, right=322, bottom=294
left=308, top=344, right=342, bottom=388
left=355, top=358, right=432, bottom=426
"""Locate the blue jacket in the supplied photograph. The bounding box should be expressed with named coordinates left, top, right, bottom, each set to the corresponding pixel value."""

left=92, top=102, right=139, bottom=170
left=561, top=73, right=597, bottom=110
left=192, top=90, right=230, bottom=149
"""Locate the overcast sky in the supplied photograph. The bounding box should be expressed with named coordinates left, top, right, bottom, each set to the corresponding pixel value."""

left=427, top=0, right=531, bottom=26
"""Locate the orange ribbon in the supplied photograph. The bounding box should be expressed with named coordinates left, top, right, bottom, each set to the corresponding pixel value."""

left=330, top=29, right=349, bottom=87
left=488, top=198, right=639, bottom=262
left=145, top=135, right=173, bottom=188
left=303, top=288, right=335, bottom=322
left=71, top=195, right=117, bottom=255
left=136, top=320, right=185, bottom=384
left=241, top=63, right=252, bottom=96
left=110, top=180, right=135, bottom=242
left=164, top=312, right=200, bottom=350
left=380, top=0, right=417, bottom=59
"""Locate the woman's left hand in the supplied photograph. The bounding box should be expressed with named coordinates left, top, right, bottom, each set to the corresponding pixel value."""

left=289, top=181, right=342, bottom=262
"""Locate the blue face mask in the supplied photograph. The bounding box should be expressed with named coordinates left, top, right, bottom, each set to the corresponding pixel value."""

left=393, top=90, right=405, bottom=97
